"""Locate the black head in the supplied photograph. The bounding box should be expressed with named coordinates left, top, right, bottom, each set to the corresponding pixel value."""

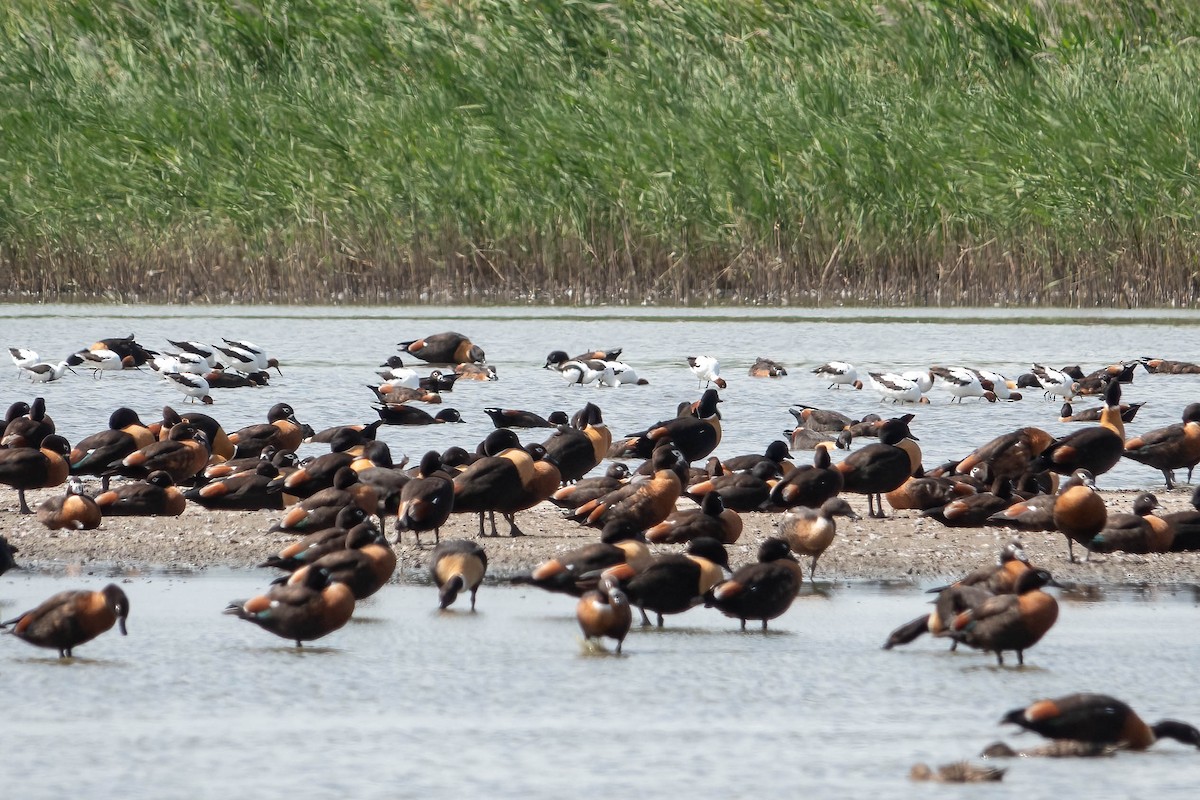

left=699, top=491, right=725, bottom=516
left=543, top=350, right=569, bottom=368
left=606, top=462, right=630, bottom=480
left=102, top=584, right=130, bottom=635
left=107, top=407, right=142, bottom=430
left=332, top=467, right=360, bottom=490
left=1000, top=540, right=1029, bottom=565
left=547, top=410, right=569, bottom=426
left=336, top=505, right=369, bottom=529
left=764, top=440, right=790, bottom=462
left=301, top=566, right=334, bottom=591
left=40, top=434, right=71, bottom=456
left=419, top=450, right=443, bottom=476
left=441, top=446, right=473, bottom=468
left=1103, top=379, right=1121, bottom=408
left=381, top=356, right=405, bottom=369
left=30, top=397, right=47, bottom=419
left=4, top=401, right=30, bottom=423
left=479, top=428, right=520, bottom=456
left=696, top=389, right=722, bottom=417
left=359, top=439, right=392, bottom=468
left=268, top=403, right=298, bottom=424
left=757, top=537, right=793, bottom=563
left=1015, top=568, right=1056, bottom=593
left=1183, top=403, right=1200, bottom=424
left=435, top=409, right=463, bottom=423
left=812, top=447, right=832, bottom=469
left=686, top=536, right=730, bottom=570
left=1132, top=492, right=1159, bottom=516
left=147, top=470, right=176, bottom=488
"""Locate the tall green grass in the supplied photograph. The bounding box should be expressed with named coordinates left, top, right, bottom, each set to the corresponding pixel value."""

left=1, top=1, right=1198, bottom=305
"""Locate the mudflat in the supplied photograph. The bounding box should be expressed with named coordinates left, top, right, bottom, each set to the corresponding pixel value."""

left=4, top=487, right=1197, bottom=586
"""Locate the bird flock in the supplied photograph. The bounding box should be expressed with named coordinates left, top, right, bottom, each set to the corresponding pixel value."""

left=5, top=332, right=1200, bottom=780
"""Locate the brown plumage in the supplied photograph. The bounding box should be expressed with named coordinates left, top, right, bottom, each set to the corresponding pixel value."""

left=883, top=541, right=1033, bottom=650
left=707, top=537, right=804, bottom=631
left=280, top=451, right=357, bottom=497
left=768, top=446, right=844, bottom=510
left=1122, top=402, right=1200, bottom=488
left=2, top=584, right=129, bottom=657
left=513, top=538, right=652, bottom=597
left=954, top=426, right=1054, bottom=483
left=687, top=460, right=776, bottom=512
left=834, top=416, right=920, bottom=518
left=569, top=447, right=684, bottom=543
left=36, top=480, right=102, bottom=530
left=646, top=491, right=742, bottom=545
left=1053, top=469, right=1108, bottom=561
left=272, top=467, right=378, bottom=532
left=909, top=763, right=1005, bottom=783
left=885, top=472, right=976, bottom=511
left=398, top=331, right=485, bottom=365
left=948, top=568, right=1059, bottom=665
left=0, top=434, right=71, bottom=513
left=156, top=407, right=234, bottom=461
left=1141, top=357, right=1200, bottom=375
left=777, top=497, right=859, bottom=578
left=789, top=405, right=855, bottom=432
left=920, top=478, right=1015, bottom=527
left=185, top=460, right=285, bottom=511
left=602, top=537, right=730, bottom=627
left=117, top=423, right=210, bottom=483
left=988, top=493, right=1057, bottom=533
left=258, top=507, right=373, bottom=571
left=224, top=566, right=356, bottom=647
left=229, top=403, right=307, bottom=458
left=981, top=740, right=1115, bottom=758
left=577, top=577, right=633, bottom=653
left=548, top=463, right=630, bottom=510
left=1087, top=492, right=1174, bottom=555
left=284, top=526, right=396, bottom=600
left=542, top=403, right=612, bottom=483
left=616, top=389, right=722, bottom=463
left=394, top=450, right=455, bottom=546
left=95, top=470, right=188, bottom=516
left=1, top=397, right=54, bottom=448
left=69, top=407, right=155, bottom=490
left=430, top=539, right=488, bottom=610
left=452, top=443, right=538, bottom=537
left=1034, top=381, right=1125, bottom=479
left=1002, top=693, right=1200, bottom=751
left=748, top=357, right=788, bottom=378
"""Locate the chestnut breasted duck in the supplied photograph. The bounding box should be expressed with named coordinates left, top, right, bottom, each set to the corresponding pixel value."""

left=2, top=584, right=129, bottom=658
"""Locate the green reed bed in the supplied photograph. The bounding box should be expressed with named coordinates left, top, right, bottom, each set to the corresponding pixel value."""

left=0, top=1, right=1198, bottom=305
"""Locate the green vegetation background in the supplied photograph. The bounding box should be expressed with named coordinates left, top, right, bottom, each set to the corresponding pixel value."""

left=1, top=1, right=1197, bottom=304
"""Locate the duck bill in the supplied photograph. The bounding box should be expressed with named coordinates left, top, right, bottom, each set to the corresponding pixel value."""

left=118, top=617, right=128, bottom=636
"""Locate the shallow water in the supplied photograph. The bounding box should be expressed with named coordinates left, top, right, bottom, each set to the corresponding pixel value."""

left=2, top=572, right=1199, bottom=799
left=3, top=303, right=1200, bottom=489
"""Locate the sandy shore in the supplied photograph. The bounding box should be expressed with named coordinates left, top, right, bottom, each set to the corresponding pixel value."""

left=4, top=485, right=1200, bottom=587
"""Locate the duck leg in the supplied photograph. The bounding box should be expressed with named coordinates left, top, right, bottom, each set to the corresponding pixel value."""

left=17, top=489, right=32, bottom=515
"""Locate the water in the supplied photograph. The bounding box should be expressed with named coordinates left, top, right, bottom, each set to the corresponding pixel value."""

left=4, top=304, right=1200, bottom=796
left=2, top=573, right=1199, bottom=798
left=3, top=303, right=1200, bottom=489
